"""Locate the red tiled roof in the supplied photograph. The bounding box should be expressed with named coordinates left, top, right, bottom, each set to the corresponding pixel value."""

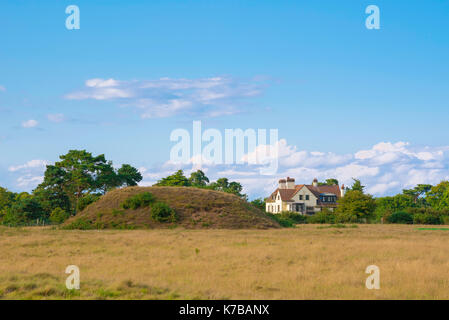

left=267, top=184, right=341, bottom=202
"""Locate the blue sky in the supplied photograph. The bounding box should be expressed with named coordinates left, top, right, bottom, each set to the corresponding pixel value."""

left=1, top=0, right=449, bottom=198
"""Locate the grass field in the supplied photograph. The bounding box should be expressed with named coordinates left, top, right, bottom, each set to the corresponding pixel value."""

left=0, top=224, right=448, bottom=300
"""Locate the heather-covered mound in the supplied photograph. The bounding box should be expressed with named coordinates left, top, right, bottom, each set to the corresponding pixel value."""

left=63, top=186, right=279, bottom=229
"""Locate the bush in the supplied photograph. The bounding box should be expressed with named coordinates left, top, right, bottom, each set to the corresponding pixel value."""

left=151, top=202, right=177, bottom=223
left=121, top=192, right=155, bottom=210
left=49, top=208, right=70, bottom=224
left=413, top=213, right=441, bottom=225
left=2, top=198, right=46, bottom=226
left=307, top=210, right=336, bottom=224
left=387, top=211, right=413, bottom=224
left=62, top=218, right=95, bottom=230
left=77, top=194, right=101, bottom=212
left=441, top=216, right=449, bottom=225
left=335, top=212, right=359, bottom=223
left=266, top=213, right=295, bottom=228
left=279, top=212, right=308, bottom=224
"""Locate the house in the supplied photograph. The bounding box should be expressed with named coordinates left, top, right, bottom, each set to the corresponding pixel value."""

left=265, top=177, right=345, bottom=215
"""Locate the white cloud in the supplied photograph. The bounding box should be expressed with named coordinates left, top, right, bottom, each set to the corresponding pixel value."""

left=65, top=76, right=268, bottom=118
left=0, top=85, right=5, bottom=92
left=16, top=175, right=44, bottom=189
left=9, top=160, right=49, bottom=172
left=47, top=113, right=66, bottom=123
left=22, top=119, right=38, bottom=128
left=139, top=140, right=449, bottom=199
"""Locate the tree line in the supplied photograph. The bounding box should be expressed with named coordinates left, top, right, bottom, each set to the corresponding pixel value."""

left=0, top=150, right=143, bottom=226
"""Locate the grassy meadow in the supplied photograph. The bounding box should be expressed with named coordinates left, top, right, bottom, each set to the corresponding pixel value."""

left=0, top=224, right=448, bottom=300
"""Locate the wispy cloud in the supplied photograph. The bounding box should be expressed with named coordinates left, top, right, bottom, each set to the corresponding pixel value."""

left=21, top=119, right=38, bottom=128
left=65, top=76, right=268, bottom=118
left=47, top=113, right=66, bottom=123
left=0, top=85, right=6, bottom=92
left=9, top=159, right=49, bottom=172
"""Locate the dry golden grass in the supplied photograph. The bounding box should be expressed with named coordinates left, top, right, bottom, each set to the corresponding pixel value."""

left=0, top=224, right=448, bottom=300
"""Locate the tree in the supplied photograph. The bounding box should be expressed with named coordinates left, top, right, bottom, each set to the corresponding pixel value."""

left=426, top=181, right=449, bottom=210
left=403, top=184, right=432, bottom=205
left=117, top=164, right=143, bottom=187
left=2, top=197, right=46, bottom=226
left=155, top=170, right=190, bottom=186
left=189, top=170, right=209, bottom=187
left=250, top=198, right=266, bottom=211
left=37, top=150, right=121, bottom=213
left=0, top=187, right=16, bottom=210
left=318, top=179, right=339, bottom=186
left=208, top=178, right=246, bottom=198
left=96, top=161, right=121, bottom=194
left=374, top=194, right=416, bottom=218
left=351, top=179, right=365, bottom=192
left=335, top=190, right=376, bottom=219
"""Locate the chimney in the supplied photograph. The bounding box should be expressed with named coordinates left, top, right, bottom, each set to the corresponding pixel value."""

left=341, top=184, right=346, bottom=197
left=279, top=178, right=287, bottom=189
left=312, top=178, right=318, bottom=187
left=286, top=177, right=295, bottom=189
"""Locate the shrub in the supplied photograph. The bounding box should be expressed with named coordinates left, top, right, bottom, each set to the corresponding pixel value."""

left=266, top=213, right=294, bottom=228
left=279, top=212, right=308, bottom=224
left=307, top=210, right=336, bottom=224
left=49, top=208, right=70, bottom=224
left=335, top=212, right=359, bottom=223
left=77, top=194, right=101, bottom=212
left=387, top=211, right=413, bottom=224
left=62, top=218, right=95, bottom=230
left=2, top=198, right=46, bottom=226
left=441, top=216, right=449, bottom=225
left=151, top=202, right=177, bottom=223
left=413, top=213, right=441, bottom=225
left=121, top=192, right=155, bottom=210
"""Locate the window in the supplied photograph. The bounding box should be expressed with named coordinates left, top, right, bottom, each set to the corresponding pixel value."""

left=299, top=195, right=303, bottom=200
left=306, top=195, right=310, bottom=201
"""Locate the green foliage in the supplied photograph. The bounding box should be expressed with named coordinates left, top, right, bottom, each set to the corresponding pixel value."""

left=49, top=208, right=70, bottom=224
left=62, top=218, right=95, bottom=230
left=207, top=178, right=246, bottom=199
left=77, top=194, right=101, bottom=212
left=37, top=150, right=142, bottom=213
left=117, top=164, right=143, bottom=187
left=250, top=198, right=265, bottom=211
left=279, top=211, right=308, bottom=224
left=121, top=192, right=155, bottom=210
left=335, top=190, right=375, bottom=219
left=334, top=211, right=359, bottom=223
left=2, top=198, right=46, bottom=226
left=374, top=194, right=416, bottom=220
left=426, top=181, right=449, bottom=210
left=266, top=213, right=295, bottom=228
left=318, top=178, right=339, bottom=186
left=307, top=209, right=336, bottom=224
left=155, top=170, right=190, bottom=186
left=350, top=179, right=365, bottom=192
left=150, top=202, right=178, bottom=223
left=402, top=184, right=432, bottom=205
left=188, top=170, right=209, bottom=187
left=0, top=187, right=16, bottom=211
left=413, top=213, right=442, bottom=225
left=387, top=211, right=413, bottom=224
